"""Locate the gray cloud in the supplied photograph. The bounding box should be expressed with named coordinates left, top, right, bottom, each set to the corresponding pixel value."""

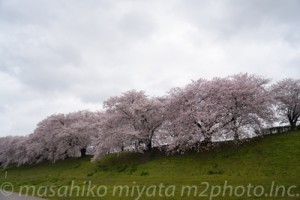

left=0, top=0, right=300, bottom=136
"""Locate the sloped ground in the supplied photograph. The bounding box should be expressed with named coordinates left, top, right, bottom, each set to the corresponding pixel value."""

left=1, top=130, right=299, bottom=200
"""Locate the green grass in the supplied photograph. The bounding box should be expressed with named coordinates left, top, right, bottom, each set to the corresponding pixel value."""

left=1, top=131, right=300, bottom=199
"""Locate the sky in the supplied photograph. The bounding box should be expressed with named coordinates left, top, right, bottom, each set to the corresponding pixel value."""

left=0, top=0, right=300, bottom=137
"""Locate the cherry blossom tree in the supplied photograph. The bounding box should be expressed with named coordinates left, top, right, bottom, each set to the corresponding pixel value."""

left=1, top=74, right=295, bottom=166
left=163, top=78, right=221, bottom=151
left=100, top=90, right=165, bottom=151
left=0, top=136, right=27, bottom=167
left=163, top=74, right=274, bottom=152
left=25, top=114, right=70, bottom=164
left=25, top=110, right=100, bottom=163
left=211, top=74, right=275, bottom=140
left=271, top=78, right=300, bottom=130
left=91, top=112, right=138, bottom=160
left=62, top=110, right=101, bottom=157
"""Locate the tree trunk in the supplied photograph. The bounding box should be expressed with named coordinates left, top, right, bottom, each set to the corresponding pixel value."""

left=145, top=130, right=155, bottom=151
left=146, top=139, right=152, bottom=151
left=234, top=133, right=239, bottom=140
left=233, top=128, right=240, bottom=140
left=288, top=114, right=297, bottom=131
left=201, top=136, right=212, bottom=147
left=290, top=123, right=296, bottom=131
left=80, top=148, right=86, bottom=157
left=135, top=141, right=139, bottom=152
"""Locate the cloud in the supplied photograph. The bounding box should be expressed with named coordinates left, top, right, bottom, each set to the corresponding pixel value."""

left=0, top=0, right=300, bottom=136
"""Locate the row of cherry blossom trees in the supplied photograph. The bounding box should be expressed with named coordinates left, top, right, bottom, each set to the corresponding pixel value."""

left=0, top=111, right=101, bottom=167
left=1, top=74, right=299, bottom=167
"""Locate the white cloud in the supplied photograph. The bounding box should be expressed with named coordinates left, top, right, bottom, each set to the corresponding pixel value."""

left=0, top=0, right=300, bottom=136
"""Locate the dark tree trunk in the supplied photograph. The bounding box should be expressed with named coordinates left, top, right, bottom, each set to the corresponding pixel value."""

left=233, top=131, right=240, bottom=141
left=80, top=148, right=86, bottom=157
left=135, top=141, right=139, bottom=152
left=288, top=113, right=298, bottom=131
left=146, top=139, right=152, bottom=151
left=201, top=136, right=212, bottom=147
left=145, top=130, right=155, bottom=151
left=142, top=139, right=152, bottom=151
left=290, top=123, right=296, bottom=131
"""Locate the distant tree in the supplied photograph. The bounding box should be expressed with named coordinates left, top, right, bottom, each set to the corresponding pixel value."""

left=62, top=111, right=101, bottom=157
left=163, top=74, right=274, bottom=152
left=101, top=90, right=165, bottom=151
left=271, top=78, right=300, bottom=130
left=25, top=114, right=69, bottom=164
left=92, top=112, right=137, bottom=160
left=2, top=74, right=296, bottom=166
left=163, top=78, right=222, bottom=151
left=0, top=136, right=27, bottom=167
left=210, top=74, right=274, bottom=140
left=25, top=110, right=100, bottom=164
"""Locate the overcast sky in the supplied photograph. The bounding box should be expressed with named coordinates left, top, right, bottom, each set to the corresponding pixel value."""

left=0, top=0, right=300, bottom=137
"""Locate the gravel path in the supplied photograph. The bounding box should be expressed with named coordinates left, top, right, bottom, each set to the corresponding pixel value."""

left=0, top=191, right=46, bottom=200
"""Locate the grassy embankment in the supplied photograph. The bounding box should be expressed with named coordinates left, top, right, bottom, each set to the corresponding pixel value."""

left=1, top=130, right=299, bottom=199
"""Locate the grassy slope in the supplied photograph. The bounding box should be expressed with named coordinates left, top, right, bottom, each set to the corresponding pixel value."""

left=1, top=131, right=299, bottom=200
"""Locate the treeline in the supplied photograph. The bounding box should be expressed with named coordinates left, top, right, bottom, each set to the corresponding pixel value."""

left=0, top=74, right=299, bottom=167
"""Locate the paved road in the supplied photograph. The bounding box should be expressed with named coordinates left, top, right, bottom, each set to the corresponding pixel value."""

left=0, top=190, right=46, bottom=200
